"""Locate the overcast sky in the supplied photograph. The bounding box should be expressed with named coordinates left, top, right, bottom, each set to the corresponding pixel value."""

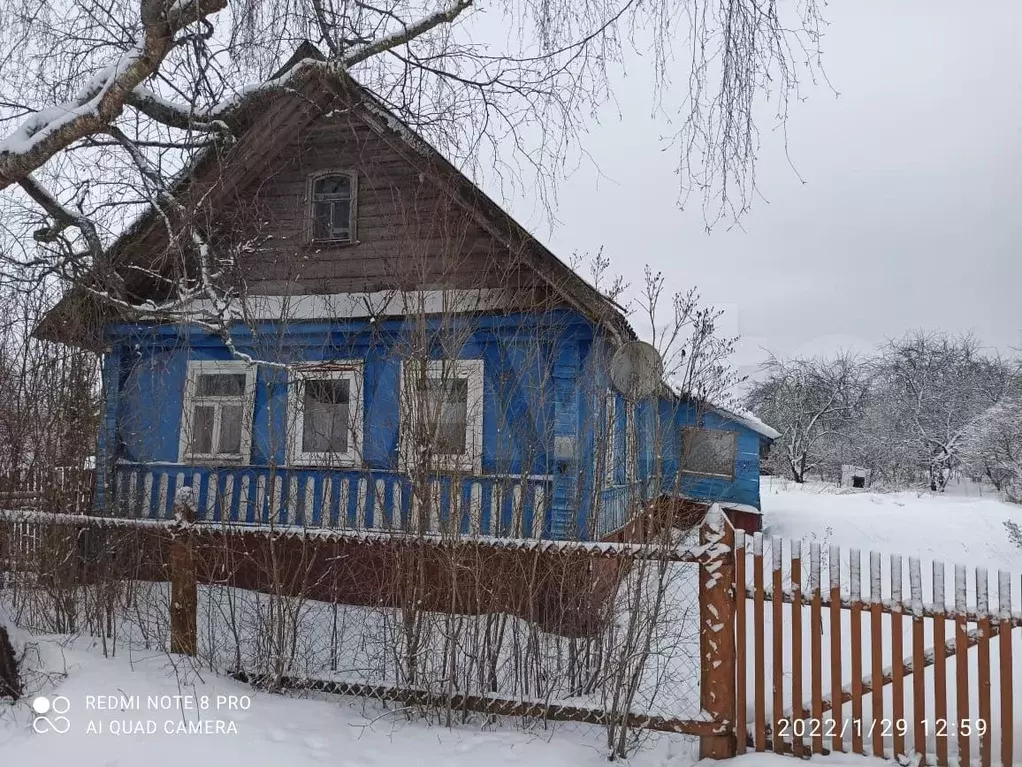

left=502, top=0, right=1021, bottom=378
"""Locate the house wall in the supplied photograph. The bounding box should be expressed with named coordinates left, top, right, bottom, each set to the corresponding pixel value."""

left=107, top=309, right=597, bottom=536
left=656, top=399, right=764, bottom=511
left=111, top=311, right=588, bottom=474
left=213, top=107, right=543, bottom=296
left=102, top=309, right=764, bottom=537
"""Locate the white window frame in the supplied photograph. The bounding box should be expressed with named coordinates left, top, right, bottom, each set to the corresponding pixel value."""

left=400, top=359, right=484, bottom=474
left=179, top=360, right=257, bottom=464
left=603, top=391, right=617, bottom=488
left=624, top=401, right=636, bottom=484
left=680, top=427, right=737, bottom=480
left=287, top=362, right=364, bottom=467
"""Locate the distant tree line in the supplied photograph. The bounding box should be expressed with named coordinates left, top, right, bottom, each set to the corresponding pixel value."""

left=745, top=332, right=1022, bottom=501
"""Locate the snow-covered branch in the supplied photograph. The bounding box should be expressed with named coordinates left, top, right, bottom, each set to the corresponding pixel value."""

left=342, top=0, right=474, bottom=66
left=0, top=0, right=227, bottom=190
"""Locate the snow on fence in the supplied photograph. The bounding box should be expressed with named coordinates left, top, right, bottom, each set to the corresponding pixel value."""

left=737, top=532, right=1021, bottom=767
left=0, top=505, right=735, bottom=759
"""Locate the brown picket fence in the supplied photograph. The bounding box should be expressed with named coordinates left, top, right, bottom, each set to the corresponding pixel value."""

left=736, top=531, right=1021, bottom=767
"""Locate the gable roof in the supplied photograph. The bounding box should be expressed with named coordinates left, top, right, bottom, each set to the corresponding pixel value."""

left=35, top=42, right=633, bottom=348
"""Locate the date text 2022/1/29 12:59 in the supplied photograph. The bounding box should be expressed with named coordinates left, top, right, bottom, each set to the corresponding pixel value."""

left=776, top=718, right=989, bottom=741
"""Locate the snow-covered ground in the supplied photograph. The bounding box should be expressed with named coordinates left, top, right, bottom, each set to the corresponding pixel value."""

left=0, top=628, right=700, bottom=767
left=0, top=627, right=873, bottom=767
left=760, top=476, right=1022, bottom=572
left=0, top=625, right=870, bottom=767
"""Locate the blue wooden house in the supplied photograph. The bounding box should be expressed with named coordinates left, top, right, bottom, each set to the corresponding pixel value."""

left=37, top=46, right=777, bottom=540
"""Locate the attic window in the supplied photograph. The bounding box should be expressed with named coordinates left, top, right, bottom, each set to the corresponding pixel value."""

left=311, top=173, right=356, bottom=242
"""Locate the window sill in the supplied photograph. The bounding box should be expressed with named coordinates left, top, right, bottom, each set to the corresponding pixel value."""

left=180, top=455, right=249, bottom=467
left=680, top=469, right=735, bottom=481
left=307, top=238, right=359, bottom=248
left=288, top=457, right=362, bottom=468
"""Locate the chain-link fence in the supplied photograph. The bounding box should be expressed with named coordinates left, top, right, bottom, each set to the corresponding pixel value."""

left=0, top=508, right=728, bottom=757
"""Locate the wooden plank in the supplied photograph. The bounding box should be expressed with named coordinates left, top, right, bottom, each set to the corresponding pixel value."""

left=955, top=564, right=971, bottom=767
left=745, top=583, right=1022, bottom=626
left=829, top=545, right=843, bottom=753
left=870, top=551, right=885, bottom=759
left=810, top=542, right=823, bottom=755
left=976, top=568, right=991, bottom=767
left=753, top=534, right=766, bottom=752
left=998, top=571, right=1013, bottom=767
left=790, top=541, right=805, bottom=758
left=698, top=510, right=737, bottom=759
left=909, top=557, right=926, bottom=764
left=772, top=537, right=785, bottom=754
left=849, top=548, right=864, bottom=755
left=891, top=554, right=906, bottom=759
left=933, top=561, right=949, bottom=767
left=735, top=531, right=748, bottom=755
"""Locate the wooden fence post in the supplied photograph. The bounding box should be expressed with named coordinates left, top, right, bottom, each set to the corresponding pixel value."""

left=170, top=487, right=197, bottom=656
left=699, top=505, right=737, bottom=759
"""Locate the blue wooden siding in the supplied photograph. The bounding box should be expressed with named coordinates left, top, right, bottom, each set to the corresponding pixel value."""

left=655, top=399, right=764, bottom=510
left=100, top=308, right=766, bottom=539
left=112, top=312, right=572, bottom=475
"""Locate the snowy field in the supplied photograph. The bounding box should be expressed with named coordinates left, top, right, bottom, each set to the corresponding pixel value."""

left=759, top=476, right=1022, bottom=572
left=3, top=479, right=1021, bottom=766
left=0, top=619, right=723, bottom=767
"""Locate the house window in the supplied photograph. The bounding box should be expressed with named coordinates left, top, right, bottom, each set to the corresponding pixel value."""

left=680, top=428, right=736, bottom=479
left=310, top=173, right=356, bottom=242
left=179, top=361, right=256, bottom=462
left=401, top=360, right=484, bottom=473
left=288, top=364, right=363, bottom=466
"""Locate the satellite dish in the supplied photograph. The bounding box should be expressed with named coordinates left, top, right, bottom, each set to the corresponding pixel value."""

left=609, top=341, right=664, bottom=400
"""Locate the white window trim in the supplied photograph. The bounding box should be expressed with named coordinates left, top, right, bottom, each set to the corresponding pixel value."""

left=680, top=427, right=737, bottom=480
left=179, top=360, right=257, bottom=464
left=603, top=392, right=616, bottom=488
left=400, top=359, right=484, bottom=474
left=287, top=362, right=364, bottom=467
left=624, top=401, right=636, bottom=484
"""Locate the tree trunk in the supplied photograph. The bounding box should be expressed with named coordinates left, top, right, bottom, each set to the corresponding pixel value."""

left=790, top=451, right=806, bottom=483
left=0, top=622, right=21, bottom=701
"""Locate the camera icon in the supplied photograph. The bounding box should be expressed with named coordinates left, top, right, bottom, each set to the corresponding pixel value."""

left=32, top=695, right=71, bottom=734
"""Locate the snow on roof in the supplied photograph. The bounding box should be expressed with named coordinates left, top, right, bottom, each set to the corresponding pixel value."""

left=714, top=404, right=781, bottom=441
left=658, top=383, right=781, bottom=441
